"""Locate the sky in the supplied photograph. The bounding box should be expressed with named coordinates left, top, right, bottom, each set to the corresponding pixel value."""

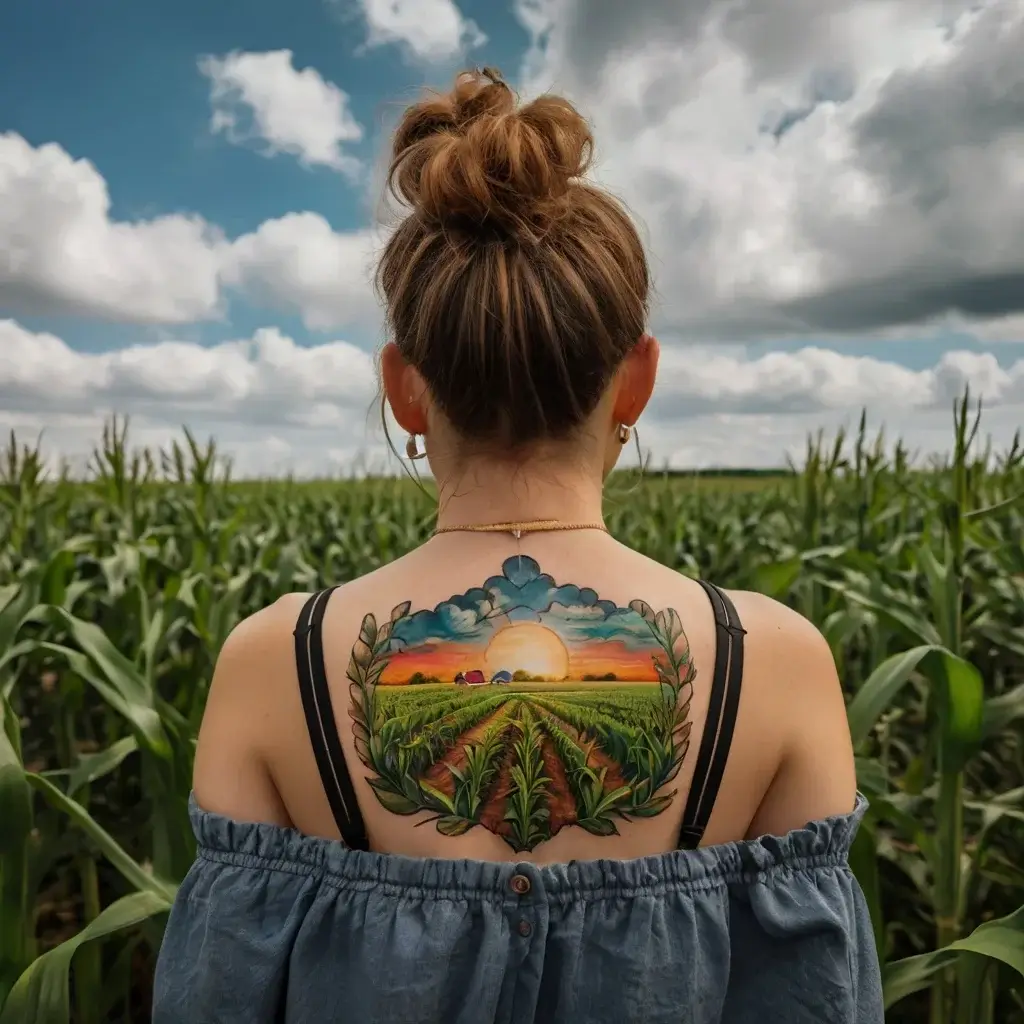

left=1, top=0, right=1023, bottom=474
left=379, top=555, right=663, bottom=683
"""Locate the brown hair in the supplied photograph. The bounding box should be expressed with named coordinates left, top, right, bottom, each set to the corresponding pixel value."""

left=377, top=68, right=650, bottom=448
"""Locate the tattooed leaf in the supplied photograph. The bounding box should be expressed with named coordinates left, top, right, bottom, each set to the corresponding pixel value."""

left=631, top=777, right=652, bottom=803
left=367, top=779, right=419, bottom=814
left=655, top=661, right=676, bottom=688
left=629, top=794, right=674, bottom=818
left=594, top=785, right=633, bottom=815
left=420, top=783, right=457, bottom=813
left=368, top=734, right=384, bottom=764
left=578, top=817, right=619, bottom=837
left=436, top=816, right=473, bottom=837
left=360, top=612, right=378, bottom=647
left=351, top=739, right=370, bottom=767
left=348, top=682, right=368, bottom=721
left=349, top=715, right=370, bottom=745
left=655, top=609, right=669, bottom=638
left=663, top=754, right=686, bottom=784
left=349, top=613, right=377, bottom=675
left=346, top=652, right=365, bottom=686
left=665, top=608, right=685, bottom=645
left=376, top=622, right=392, bottom=648
left=391, top=601, right=412, bottom=623
left=678, top=653, right=698, bottom=686
left=629, top=599, right=655, bottom=625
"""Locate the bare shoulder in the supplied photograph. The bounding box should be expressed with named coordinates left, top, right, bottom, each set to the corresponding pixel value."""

left=724, top=588, right=858, bottom=835
left=192, top=592, right=313, bottom=824
left=727, top=588, right=838, bottom=669
left=222, top=592, right=312, bottom=660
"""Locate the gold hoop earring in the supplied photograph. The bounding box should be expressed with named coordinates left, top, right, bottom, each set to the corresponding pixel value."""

left=406, top=433, right=428, bottom=461
left=617, top=423, right=632, bottom=444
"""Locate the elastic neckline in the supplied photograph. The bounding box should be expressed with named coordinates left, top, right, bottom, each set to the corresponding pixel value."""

left=187, top=792, right=869, bottom=898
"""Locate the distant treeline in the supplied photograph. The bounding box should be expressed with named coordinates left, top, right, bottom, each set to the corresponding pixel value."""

left=642, top=467, right=794, bottom=478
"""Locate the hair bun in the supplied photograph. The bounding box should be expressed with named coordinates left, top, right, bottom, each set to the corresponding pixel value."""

left=388, top=67, right=594, bottom=241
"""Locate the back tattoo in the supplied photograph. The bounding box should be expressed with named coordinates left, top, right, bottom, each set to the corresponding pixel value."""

left=347, top=556, right=696, bottom=852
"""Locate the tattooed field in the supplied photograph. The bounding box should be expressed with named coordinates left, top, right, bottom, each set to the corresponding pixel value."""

left=347, top=556, right=694, bottom=850
left=370, top=682, right=669, bottom=848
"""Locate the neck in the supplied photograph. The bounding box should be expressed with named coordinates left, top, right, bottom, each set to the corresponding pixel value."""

left=431, top=450, right=606, bottom=532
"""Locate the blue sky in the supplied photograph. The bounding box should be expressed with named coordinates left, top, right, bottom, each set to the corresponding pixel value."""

left=390, top=555, right=656, bottom=650
left=0, top=0, right=526, bottom=352
left=1, top=0, right=1022, bottom=474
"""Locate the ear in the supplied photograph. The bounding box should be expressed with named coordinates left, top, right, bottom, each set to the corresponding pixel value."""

left=612, top=334, right=660, bottom=427
left=380, top=343, right=429, bottom=435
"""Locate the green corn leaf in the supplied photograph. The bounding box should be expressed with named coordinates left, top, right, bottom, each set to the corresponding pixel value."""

left=0, top=697, right=32, bottom=1008
left=36, top=641, right=169, bottom=759
left=846, top=645, right=984, bottom=770
left=919, top=652, right=985, bottom=774
left=0, top=891, right=172, bottom=1024
left=751, top=546, right=847, bottom=599
left=827, top=582, right=943, bottom=647
left=854, top=756, right=888, bottom=795
left=750, top=556, right=802, bottom=599
left=847, top=645, right=940, bottom=746
left=883, top=904, right=1024, bottom=1009
left=67, top=737, right=139, bottom=797
left=983, top=684, right=1024, bottom=739
left=39, top=606, right=152, bottom=705
left=25, top=773, right=177, bottom=903
left=964, top=490, right=1024, bottom=520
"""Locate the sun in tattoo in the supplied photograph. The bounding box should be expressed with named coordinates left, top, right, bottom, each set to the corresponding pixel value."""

left=346, top=556, right=697, bottom=852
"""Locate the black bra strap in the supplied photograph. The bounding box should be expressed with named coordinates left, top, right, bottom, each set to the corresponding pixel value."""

left=678, top=581, right=746, bottom=850
left=294, top=588, right=369, bottom=851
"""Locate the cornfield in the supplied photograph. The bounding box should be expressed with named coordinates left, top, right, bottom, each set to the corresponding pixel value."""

left=0, top=394, right=1022, bottom=1023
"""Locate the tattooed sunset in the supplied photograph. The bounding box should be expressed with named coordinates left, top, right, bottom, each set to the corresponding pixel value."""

left=378, top=626, right=660, bottom=685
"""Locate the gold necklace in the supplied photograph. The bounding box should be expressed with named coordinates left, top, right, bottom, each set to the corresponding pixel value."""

left=433, top=519, right=608, bottom=540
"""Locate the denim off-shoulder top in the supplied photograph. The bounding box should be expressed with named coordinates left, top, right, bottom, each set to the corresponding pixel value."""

left=152, top=583, right=884, bottom=1024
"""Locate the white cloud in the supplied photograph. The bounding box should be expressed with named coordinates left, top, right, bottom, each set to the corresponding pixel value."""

left=0, top=319, right=376, bottom=427
left=2, top=319, right=1019, bottom=475
left=0, top=133, right=224, bottom=323
left=651, top=345, right=1024, bottom=417
left=964, top=313, right=1024, bottom=343
left=515, top=0, right=1024, bottom=341
left=355, top=0, right=486, bottom=62
left=199, top=50, right=363, bottom=175
left=223, top=213, right=383, bottom=330
left=0, top=134, right=381, bottom=328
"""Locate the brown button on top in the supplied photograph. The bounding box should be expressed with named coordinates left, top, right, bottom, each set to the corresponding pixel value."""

left=517, top=919, right=533, bottom=937
left=510, top=874, right=531, bottom=895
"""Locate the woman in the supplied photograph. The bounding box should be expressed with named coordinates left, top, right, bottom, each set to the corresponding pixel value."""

left=153, top=68, right=882, bottom=1024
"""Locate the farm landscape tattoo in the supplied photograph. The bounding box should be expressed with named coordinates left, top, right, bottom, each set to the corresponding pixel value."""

left=346, top=556, right=697, bottom=852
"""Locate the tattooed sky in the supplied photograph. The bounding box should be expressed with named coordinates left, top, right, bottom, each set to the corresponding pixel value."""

left=379, top=557, right=663, bottom=683
left=1, top=0, right=1022, bottom=473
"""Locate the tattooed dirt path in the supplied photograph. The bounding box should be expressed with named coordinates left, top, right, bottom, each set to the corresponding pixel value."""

left=419, top=703, right=515, bottom=796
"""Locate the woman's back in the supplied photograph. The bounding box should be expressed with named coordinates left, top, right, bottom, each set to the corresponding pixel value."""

left=151, top=66, right=882, bottom=1023
left=193, top=529, right=856, bottom=862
